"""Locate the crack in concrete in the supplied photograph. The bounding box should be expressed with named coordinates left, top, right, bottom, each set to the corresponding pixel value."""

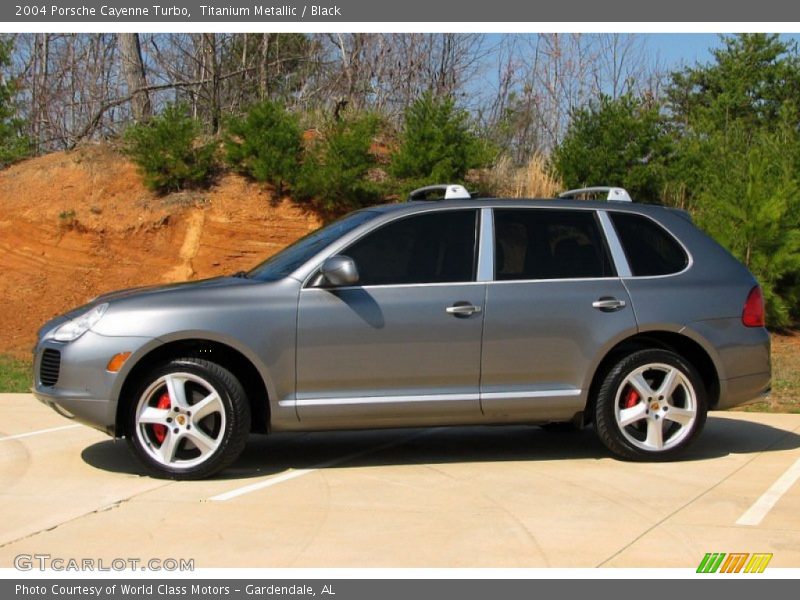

left=596, top=421, right=800, bottom=567
left=0, top=482, right=174, bottom=550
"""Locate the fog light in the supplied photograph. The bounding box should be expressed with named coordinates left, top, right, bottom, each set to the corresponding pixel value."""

left=106, top=352, right=132, bottom=372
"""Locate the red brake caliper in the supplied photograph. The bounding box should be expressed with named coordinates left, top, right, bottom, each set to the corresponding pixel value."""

left=622, top=388, right=640, bottom=409
left=152, top=392, right=171, bottom=444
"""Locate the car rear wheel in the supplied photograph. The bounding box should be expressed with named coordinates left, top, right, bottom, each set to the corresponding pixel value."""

left=594, top=349, right=707, bottom=460
left=126, top=358, right=250, bottom=479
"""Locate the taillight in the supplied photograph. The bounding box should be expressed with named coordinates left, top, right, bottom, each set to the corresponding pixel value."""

left=742, top=286, right=765, bottom=327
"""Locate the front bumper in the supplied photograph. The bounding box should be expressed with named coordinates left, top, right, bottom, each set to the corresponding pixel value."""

left=34, top=389, right=118, bottom=436
left=33, top=331, right=155, bottom=436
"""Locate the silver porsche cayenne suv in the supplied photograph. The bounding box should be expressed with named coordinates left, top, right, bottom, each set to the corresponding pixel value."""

left=33, top=195, right=771, bottom=478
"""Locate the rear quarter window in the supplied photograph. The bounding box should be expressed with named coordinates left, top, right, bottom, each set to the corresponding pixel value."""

left=610, top=212, right=689, bottom=276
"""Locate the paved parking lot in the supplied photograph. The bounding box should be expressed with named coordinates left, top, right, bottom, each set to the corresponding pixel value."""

left=1, top=393, right=799, bottom=569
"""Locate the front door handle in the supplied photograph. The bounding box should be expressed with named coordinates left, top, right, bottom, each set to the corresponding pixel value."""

left=592, top=297, right=626, bottom=312
left=446, top=302, right=482, bottom=317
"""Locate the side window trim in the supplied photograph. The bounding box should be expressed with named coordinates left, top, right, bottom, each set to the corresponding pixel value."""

left=477, top=208, right=495, bottom=282
left=598, top=210, right=632, bottom=278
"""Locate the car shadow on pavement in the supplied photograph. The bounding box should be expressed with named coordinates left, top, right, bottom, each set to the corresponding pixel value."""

left=80, top=414, right=800, bottom=480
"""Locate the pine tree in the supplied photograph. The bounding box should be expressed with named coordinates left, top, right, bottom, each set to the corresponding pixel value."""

left=0, top=36, right=30, bottom=167
left=552, top=93, right=672, bottom=202
left=123, top=104, right=216, bottom=193
left=224, top=101, right=302, bottom=196
left=665, top=34, right=800, bottom=325
left=295, top=113, right=382, bottom=210
left=694, top=119, right=800, bottom=326
left=391, top=93, right=490, bottom=187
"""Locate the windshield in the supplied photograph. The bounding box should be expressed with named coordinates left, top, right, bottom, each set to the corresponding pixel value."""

left=248, top=210, right=381, bottom=281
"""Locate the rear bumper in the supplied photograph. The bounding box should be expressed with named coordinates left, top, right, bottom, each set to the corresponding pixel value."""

left=684, top=319, right=771, bottom=410
left=716, top=371, right=771, bottom=410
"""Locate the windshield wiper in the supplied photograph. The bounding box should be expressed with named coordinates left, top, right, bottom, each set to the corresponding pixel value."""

left=231, top=271, right=250, bottom=279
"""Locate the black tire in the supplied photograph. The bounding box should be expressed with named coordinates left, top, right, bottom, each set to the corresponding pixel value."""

left=594, top=349, right=707, bottom=461
left=125, top=357, right=251, bottom=479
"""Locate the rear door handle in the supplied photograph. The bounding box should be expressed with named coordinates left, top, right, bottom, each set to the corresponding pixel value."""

left=446, top=302, right=482, bottom=317
left=592, top=297, right=626, bottom=312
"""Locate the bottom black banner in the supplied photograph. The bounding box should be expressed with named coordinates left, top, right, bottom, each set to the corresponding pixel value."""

left=3, top=579, right=796, bottom=600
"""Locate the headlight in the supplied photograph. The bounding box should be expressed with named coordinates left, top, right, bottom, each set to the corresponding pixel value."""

left=51, top=303, right=109, bottom=342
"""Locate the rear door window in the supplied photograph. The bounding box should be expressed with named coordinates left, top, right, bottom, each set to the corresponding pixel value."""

left=493, top=209, right=615, bottom=280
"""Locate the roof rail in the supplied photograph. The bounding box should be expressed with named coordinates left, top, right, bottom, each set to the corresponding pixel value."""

left=558, top=186, right=632, bottom=202
left=408, top=184, right=472, bottom=201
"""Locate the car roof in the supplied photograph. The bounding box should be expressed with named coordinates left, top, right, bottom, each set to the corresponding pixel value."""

left=364, top=197, right=679, bottom=216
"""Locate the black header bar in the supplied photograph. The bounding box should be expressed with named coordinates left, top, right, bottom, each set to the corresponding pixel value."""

left=4, top=0, right=800, bottom=23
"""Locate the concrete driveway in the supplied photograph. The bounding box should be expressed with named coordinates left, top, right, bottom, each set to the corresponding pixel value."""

left=1, top=393, right=799, bottom=569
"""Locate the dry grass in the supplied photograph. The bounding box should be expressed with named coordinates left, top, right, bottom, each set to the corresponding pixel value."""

left=479, top=154, right=563, bottom=198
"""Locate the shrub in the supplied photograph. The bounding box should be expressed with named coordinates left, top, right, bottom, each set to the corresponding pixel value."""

left=295, top=113, right=382, bottom=211
left=391, top=92, right=492, bottom=187
left=123, top=104, right=215, bottom=193
left=224, top=101, right=302, bottom=195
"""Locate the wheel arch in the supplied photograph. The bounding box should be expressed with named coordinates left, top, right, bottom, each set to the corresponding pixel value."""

left=582, top=331, right=720, bottom=425
left=114, top=337, right=270, bottom=438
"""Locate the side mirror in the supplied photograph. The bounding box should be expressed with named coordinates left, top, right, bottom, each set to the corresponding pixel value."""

left=319, top=255, right=359, bottom=287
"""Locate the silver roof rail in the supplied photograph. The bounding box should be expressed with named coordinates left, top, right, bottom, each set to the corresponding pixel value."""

left=558, top=186, right=632, bottom=202
left=408, top=184, right=472, bottom=201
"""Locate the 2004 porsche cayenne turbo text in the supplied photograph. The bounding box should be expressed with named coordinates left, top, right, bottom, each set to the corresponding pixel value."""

left=33, top=193, right=771, bottom=478
left=42, top=6, right=189, bottom=18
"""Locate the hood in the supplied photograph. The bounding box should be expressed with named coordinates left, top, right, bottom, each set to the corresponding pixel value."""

left=92, top=276, right=253, bottom=304
left=36, top=276, right=258, bottom=340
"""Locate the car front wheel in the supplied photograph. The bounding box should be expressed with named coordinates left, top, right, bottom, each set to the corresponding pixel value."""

left=126, top=358, right=251, bottom=479
left=594, top=349, right=707, bottom=460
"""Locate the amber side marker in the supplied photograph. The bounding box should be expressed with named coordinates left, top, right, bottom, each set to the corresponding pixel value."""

left=106, top=352, right=132, bottom=372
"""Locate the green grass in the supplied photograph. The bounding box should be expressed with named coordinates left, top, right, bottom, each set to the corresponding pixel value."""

left=0, top=355, right=32, bottom=393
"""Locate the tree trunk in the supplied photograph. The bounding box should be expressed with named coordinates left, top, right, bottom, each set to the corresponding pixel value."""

left=118, top=33, right=152, bottom=123
left=200, top=33, right=220, bottom=133
left=31, top=33, right=49, bottom=154
left=259, top=33, right=269, bottom=99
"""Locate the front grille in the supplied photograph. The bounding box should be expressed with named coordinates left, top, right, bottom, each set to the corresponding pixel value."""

left=39, top=349, right=61, bottom=387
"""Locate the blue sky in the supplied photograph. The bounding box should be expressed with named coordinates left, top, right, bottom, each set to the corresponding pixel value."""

left=470, top=33, right=800, bottom=111
left=648, top=33, right=720, bottom=66
left=647, top=33, right=799, bottom=68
